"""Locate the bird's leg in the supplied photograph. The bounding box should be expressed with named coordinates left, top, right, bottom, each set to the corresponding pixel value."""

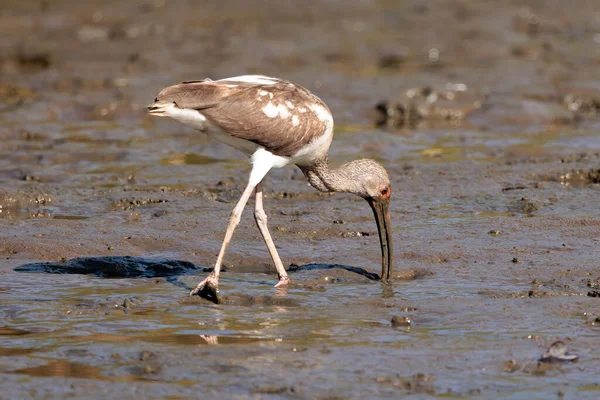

left=190, top=182, right=256, bottom=299
left=254, top=181, right=290, bottom=287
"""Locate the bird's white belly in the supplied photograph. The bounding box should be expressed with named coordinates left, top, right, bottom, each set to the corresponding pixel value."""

left=289, top=119, right=334, bottom=166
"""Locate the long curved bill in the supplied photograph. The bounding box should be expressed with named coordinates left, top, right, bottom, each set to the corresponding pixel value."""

left=368, top=197, right=393, bottom=281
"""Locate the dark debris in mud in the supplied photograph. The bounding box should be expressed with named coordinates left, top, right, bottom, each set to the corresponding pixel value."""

left=374, top=85, right=484, bottom=128
left=535, top=168, right=600, bottom=187
left=558, top=169, right=600, bottom=186
left=288, top=263, right=381, bottom=281
left=376, top=372, right=436, bottom=395
left=112, top=197, right=169, bottom=211
left=563, top=93, right=600, bottom=118
left=251, top=384, right=297, bottom=396
left=287, top=264, right=433, bottom=282
left=0, top=188, right=53, bottom=210
left=508, top=197, right=542, bottom=215
left=503, top=359, right=520, bottom=373
left=14, top=256, right=201, bottom=278
left=391, top=315, right=412, bottom=328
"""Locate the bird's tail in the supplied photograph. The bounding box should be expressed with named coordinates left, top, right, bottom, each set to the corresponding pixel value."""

left=145, top=99, right=171, bottom=116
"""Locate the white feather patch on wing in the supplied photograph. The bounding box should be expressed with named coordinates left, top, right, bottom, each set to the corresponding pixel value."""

left=219, top=75, right=279, bottom=85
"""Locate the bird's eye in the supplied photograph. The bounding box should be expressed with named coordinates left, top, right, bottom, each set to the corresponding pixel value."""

left=380, top=187, right=389, bottom=196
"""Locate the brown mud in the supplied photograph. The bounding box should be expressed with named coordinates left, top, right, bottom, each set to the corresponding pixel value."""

left=1, top=0, right=600, bottom=398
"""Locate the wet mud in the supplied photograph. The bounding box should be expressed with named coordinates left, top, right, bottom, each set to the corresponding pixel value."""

left=1, top=0, right=600, bottom=399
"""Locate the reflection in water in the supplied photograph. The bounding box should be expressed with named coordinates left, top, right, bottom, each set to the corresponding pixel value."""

left=0, top=327, right=32, bottom=336
left=13, top=360, right=103, bottom=379
left=139, top=333, right=267, bottom=346
left=0, top=347, right=36, bottom=357
left=200, top=334, right=219, bottom=345
left=381, top=282, right=394, bottom=299
left=161, top=153, right=220, bottom=165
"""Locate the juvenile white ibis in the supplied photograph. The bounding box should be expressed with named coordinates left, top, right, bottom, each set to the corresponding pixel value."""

left=147, top=75, right=392, bottom=302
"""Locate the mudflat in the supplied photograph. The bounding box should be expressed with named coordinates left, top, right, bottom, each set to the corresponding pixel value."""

left=1, top=1, right=599, bottom=398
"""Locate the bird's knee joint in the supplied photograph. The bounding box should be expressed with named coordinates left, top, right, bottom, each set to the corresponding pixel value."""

left=229, top=209, right=243, bottom=225
left=254, top=209, right=268, bottom=224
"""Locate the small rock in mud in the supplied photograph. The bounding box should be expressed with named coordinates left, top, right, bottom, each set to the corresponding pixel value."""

left=152, top=209, right=168, bottom=217
left=488, top=230, right=501, bottom=236
left=391, top=315, right=412, bottom=327
left=587, top=290, right=600, bottom=298
left=378, top=53, right=405, bottom=69
left=503, top=359, right=520, bottom=373
left=539, top=340, right=579, bottom=363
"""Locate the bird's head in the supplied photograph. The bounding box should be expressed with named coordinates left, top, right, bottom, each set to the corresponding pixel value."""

left=344, top=159, right=393, bottom=281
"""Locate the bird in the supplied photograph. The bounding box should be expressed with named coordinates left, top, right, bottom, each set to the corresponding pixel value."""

left=146, top=75, right=392, bottom=303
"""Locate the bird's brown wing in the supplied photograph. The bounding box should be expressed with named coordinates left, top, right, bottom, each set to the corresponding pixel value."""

left=154, top=79, right=225, bottom=110
left=156, top=79, right=332, bottom=157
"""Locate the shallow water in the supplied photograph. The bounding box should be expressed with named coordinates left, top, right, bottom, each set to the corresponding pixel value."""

left=2, top=0, right=600, bottom=398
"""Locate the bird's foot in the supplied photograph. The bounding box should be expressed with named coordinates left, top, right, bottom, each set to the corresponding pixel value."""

left=189, top=274, right=221, bottom=304
left=274, top=275, right=291, bottom=288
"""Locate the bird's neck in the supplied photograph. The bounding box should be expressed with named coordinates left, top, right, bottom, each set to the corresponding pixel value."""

left=300, top=158, right=362, bottom=194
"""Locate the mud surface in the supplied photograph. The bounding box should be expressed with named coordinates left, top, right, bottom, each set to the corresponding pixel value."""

left=1, top=0, right=600, bottom=398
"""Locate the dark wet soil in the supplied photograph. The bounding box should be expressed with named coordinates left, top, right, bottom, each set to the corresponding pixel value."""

left=1, top=0, right=600, bottom=399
